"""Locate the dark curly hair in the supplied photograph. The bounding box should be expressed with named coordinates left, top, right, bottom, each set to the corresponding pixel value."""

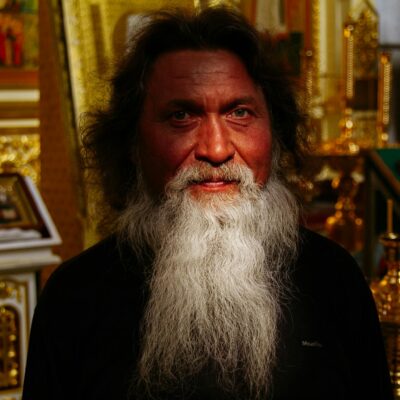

left=82, top=6, right=305, bottom=213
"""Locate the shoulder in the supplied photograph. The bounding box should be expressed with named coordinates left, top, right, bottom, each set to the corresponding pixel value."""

left=42, top=235, right=120, bottom=296
left=36, top=235, right=143, bottom=320
left=277, top=233, right=391, bottom=398
left=294, top=227, right=371, bottom=312
left=297, top=226, right=364, bottom=282
left=292, top=227, right=379, bottom=340
left=26, top=236, right=146, bottom=397
left=298, top=226, right=357, bottom=264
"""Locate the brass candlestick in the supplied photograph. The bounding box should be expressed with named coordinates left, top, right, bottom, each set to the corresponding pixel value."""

left=372, top=199, right=400, bottom=398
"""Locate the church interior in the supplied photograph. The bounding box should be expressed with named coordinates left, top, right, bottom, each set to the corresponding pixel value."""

left=0, top=0, right=399, bottom=398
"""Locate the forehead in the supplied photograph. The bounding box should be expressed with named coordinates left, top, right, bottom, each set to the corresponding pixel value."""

left=145, top=49, right=263, bottom=99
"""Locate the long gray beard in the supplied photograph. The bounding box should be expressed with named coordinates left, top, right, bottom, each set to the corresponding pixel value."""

left=117, top=163, right=299, bottom=398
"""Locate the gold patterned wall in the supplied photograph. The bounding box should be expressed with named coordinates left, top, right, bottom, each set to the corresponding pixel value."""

left=0, top=131, right=40, bottom=184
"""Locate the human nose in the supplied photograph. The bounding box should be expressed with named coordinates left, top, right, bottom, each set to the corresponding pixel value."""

left=194, top=116, right=235, bottom=165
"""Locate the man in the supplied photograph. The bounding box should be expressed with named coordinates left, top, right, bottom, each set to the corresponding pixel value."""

left=23, top=7, right=392, bottom=400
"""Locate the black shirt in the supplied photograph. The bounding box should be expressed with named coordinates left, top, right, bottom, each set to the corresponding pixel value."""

left=22, top=228, right=393, bottom=399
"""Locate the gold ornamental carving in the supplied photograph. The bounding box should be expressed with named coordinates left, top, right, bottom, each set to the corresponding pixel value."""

left=0, top=134, right=40, bottom=184
left=0, top=279, right=27, bottom=392
left=0, top=306, right=20, bottom=389
left=0, top=281, right=22, bottom=304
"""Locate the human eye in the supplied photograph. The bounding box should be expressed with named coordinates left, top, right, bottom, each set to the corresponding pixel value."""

left=167, top=108, right=200, bottom=130
left=167, top=110, right=196, bottom=128
left=228, top=107, right=252, bottom=120
left=171, top=110, right=190, bottom=121
left=232, top=108, right=249, bottom=118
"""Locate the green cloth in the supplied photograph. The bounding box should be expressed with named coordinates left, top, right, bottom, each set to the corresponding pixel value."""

left=376, top=148, right=400, bottom=181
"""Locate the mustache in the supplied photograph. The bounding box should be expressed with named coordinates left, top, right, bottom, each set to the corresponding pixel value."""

left=166, top=162, right=256, bottom=192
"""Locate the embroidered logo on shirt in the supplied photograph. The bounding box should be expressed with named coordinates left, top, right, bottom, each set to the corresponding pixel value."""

left=301, top=340, right=323, bottom=348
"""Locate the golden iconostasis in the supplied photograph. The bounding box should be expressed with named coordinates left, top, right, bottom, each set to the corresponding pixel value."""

left=0, top=0, right=399, bottom=283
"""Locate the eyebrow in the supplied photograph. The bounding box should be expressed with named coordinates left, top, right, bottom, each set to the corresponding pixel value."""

left=165, top=99, right=203, bottom=113
left=165, top=96, right=260, bottom=113
left=220, top=96, right=259, bottom=113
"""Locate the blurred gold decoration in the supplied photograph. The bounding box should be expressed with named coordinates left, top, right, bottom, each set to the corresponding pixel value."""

left=0, top=306, right=20, bottom=389
left=344, top=21, right=355, bottom=105
left=300, top=48, right=320, bottom=202
left=353, top=6, right=378, bottom=78
left=0, top=134, right=40, bottom=184
left=302, top=47, right=323, bottom=148
left=301, top=0, right=321, bottom=126
left=296, top=153, right=324, bottom=203
left=372, top=199, right=400, bottom=398
left=297, top=1, right=323, bottom=203
left=303, top=49, right=314, bottom=110
left=377, top=52, right=392, bottom=147
left=315, top=19, right=362, bottom=247
left=323, top=5, right=378, bottom=153
left=324, top=155, right=364, bottom=253
left=299, top=48, right=324, bottom=202
left=0, top=281, right=21, bottom=303
left=312, top=0, right=379, bottom=154
left=311, top=1, right=380, bottom=251
left=310, top=0, right=320, bottom=69
left=346, top=1, right=378, bottom=149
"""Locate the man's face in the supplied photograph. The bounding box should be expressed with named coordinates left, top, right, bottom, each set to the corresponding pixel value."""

left=137, top=49, right=273, bottom=199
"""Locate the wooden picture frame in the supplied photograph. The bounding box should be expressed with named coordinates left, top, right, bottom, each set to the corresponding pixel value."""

left=0, top=173, right=40, bottom=229
left=0, top=172, right=61, bottom=253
